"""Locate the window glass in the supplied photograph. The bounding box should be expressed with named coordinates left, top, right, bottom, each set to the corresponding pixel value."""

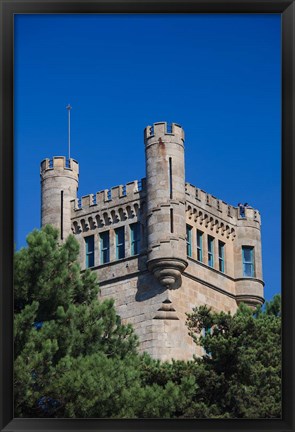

left=242, top=246, right=254, bottom=277
left=197, top=230, right=203, bottom=262
left=100, top=231, right=110, bottom=264
left=115, top=227, right=125, bottom=259
left=243, top=248, right=252, bottom=262
left=208, top=235, right=214, bottom=267
left=218, top=241, right=225, bottom=273
left=130, top=223, right=140, bottom=256
left=85, top=235, right=94, bottom=268
left=186, top=225, right=192, bottom=257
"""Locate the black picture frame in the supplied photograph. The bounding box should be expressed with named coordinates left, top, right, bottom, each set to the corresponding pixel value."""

left=1, top=1, right=294, bottom=431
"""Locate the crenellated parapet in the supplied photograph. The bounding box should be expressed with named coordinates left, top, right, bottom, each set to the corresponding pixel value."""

left=71, top=179, right=145, bottom=214
left=144, top=121, right=185, bottom=143
left=70, top=179, right=146, bottom=234
left=41, top=156, right=79, bottom=176
left=185, top=182, right=261, bottom=226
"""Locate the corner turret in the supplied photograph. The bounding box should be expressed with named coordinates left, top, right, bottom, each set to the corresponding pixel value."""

left=144, top=122, right=188, bottom=288
left=40, top=156, right=79, bottom=239
left=234, top=206, right=264, bottom=307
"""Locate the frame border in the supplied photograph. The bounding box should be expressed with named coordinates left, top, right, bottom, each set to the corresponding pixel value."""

left=1, top=1, right=294, bottom=431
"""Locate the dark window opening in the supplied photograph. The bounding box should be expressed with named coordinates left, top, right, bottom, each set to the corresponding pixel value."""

left=130, top=223, right=140, bottom=256
left=170, top=209, right=174, bottom=233
left=60, top=191, right=64, bottom=240
left=115, top=227, right=125, bottom=260
left=100, top=231, right=110, bottom=264
left=169, top=157, right=173, bottom=199
left=85, top=235, right=95, bottom=268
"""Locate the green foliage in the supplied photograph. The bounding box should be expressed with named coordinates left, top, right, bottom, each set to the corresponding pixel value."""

left=138, top=297, right=281, bottom=419
left=185, top=297, right=281, bottom=418
left=14, top=226, right=281, bottom=418
left=14, top=226, right=139, bottom=417
left=46, top=353, right=187, bottom=418
left=14, top=226, right=195, bottom=419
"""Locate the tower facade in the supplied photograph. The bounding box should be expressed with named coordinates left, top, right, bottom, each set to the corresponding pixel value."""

left=145, top=122, right=187, bottom=289
left=40, top=122, right=264, bottom=361
left=40, top=156, right=79, bottom=240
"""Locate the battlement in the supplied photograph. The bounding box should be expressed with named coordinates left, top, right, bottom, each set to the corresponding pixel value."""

left=71, top=178, right=146, bottom=213
left=40, top=156, right=79, bottom=176
left=144, top=122, right=185, bottom=142
left=185, top=182, right=261, bottom=224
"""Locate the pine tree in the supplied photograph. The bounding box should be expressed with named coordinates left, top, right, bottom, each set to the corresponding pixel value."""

left=14, top=225, right=281, bottom=418
left=14, top=225, right=192, bottom=418
left=14, top=226, right=139, bottom=417
left=185, top=296, right=281, bottom=418
left=139, top=297, right=281, bottom=419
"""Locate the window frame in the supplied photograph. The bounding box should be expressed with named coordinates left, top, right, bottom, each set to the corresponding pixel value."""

left=85, top=235, right=95, bottom=268
left=242, top=245, right=255, bottom=277
left=130, top=222, right=140, bottom=256
left=186, top=225, right=192, bottom=257
left=208, top=235, right=214, bottom=268
left=218, top=240, right=225, bottom=273
left=197, top=229, right=203, bottom=262
left=115, top=226, right=125, bottom=260
left=100, top=231, right=110, bottom=264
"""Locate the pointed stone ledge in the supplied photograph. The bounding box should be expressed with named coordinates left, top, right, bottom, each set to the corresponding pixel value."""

left=153, top=311, right=179, bottom=320
left=153, top=300, right=179, bottom=320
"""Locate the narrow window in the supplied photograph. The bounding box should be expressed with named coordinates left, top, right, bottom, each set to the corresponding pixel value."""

left=208, top=235, right=214, bottom=268
left=170, top=208, right=174, bottom=233
left=197, top=230, right=203, bottom=262
left=85, top=235, right=94, bottom=268
left=169, top=157, right=173, bottom=199
left=100, top=231, right=110, bottom=264
left=186, top=225, right=192, bottom=257
left=218, top=241, right=225, bottom=273
left=242, top=246, right=255, bottom=277
left=130, top=223, right=140, bottom=256
left=60, top=191, right=64, bottom=240
left=115, top=226, right=125, bottom=260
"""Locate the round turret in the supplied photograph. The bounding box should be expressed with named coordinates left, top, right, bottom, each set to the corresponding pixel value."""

left=144, top=122, right=188, bottom=289
left=40, top=156, right=79, bottom=240
left=234, top=209, right=264, bottom=307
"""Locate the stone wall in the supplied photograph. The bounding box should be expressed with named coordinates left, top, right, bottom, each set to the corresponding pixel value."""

left=87, top=251, right=238, bottom=361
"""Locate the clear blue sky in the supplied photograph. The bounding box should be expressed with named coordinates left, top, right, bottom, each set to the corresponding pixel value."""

left=14, top=14, right=281, bottom=301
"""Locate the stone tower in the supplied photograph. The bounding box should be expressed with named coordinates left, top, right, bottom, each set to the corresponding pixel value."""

left=144, top=122, right=188, bottom=289
left=40, top=156, right=79, bottom=240
left=40, top=122, right=264, bottom=361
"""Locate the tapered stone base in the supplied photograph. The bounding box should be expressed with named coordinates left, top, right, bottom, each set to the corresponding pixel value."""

left=147, top=258, right=188, bottom=289
left=236, top=295, right=264, bottom=309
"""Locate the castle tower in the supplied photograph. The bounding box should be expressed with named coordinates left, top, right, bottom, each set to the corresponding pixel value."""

left=40, top=156, right=79, bottom=239
left=38, top=122, right=265, bottom=360
left=144, top=122, right=188, bottom=289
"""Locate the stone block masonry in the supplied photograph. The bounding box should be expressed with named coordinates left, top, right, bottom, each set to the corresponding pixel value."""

left=41, top=122, right=264, bottom=361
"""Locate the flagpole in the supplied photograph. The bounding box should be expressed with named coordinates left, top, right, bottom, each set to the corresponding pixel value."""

left=66, top=104, right=72, bottom=161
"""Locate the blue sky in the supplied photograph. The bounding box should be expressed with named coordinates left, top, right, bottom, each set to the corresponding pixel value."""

left=14, top=14, right=281, bottom=301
